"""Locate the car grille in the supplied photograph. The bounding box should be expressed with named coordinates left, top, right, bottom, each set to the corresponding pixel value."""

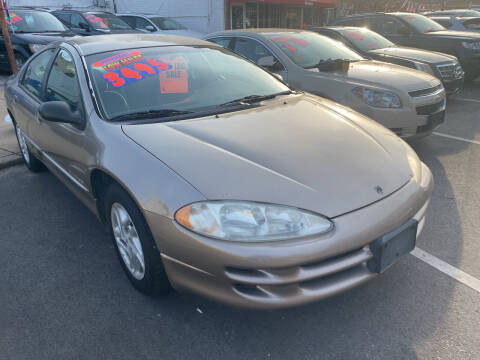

left=416, top=100, right=445, bottom=116
left=409, top=84, right=443, bottom=98
left=226, top=247, right=375, bottom=300
left=436, top=62, right=464, bottom=81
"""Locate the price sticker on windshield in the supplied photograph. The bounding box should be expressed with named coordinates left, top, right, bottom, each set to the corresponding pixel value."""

left=158, top=56, right=189, bottom=94
left=5, top=12, right=22, bottom=24
left=96, top=51, right=173, bottom=88
left=345, top=31, right=365, bottom=41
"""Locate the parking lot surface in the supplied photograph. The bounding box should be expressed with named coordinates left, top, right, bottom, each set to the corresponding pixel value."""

left=1, top=82, right=480, bottom=359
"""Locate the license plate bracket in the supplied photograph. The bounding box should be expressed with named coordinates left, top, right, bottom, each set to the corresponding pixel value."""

left=367, top=219, right=418, bottom=274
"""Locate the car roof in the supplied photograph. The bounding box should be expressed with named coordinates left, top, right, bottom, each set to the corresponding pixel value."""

left=53, top=9, right=113, bottom=14
left=116, top=14, right=166, bottom=19
left=207, top=28, right=311, bottom=38
left=10, top=7, right=51, bottom=12
left=338, top=12, right=414, bottom=18
left=65, top=34, right=215, bottom=56
left=322, top=26, right=372, bottom=31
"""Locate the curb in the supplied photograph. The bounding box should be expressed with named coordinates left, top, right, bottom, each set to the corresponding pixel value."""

left=0, top=156, right=23, bottom=170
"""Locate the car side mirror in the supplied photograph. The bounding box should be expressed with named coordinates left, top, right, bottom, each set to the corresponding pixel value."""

left=257, top=56, right=277, bottom=68
left=271, top=73, right=285, bottom=82
left=38, top=101, right=83, bottom=126
left=145, top=25, right=155, bottom=32
left=79, top=22, right=90, bottom=31
left=398, top=26, right=411, bottom=36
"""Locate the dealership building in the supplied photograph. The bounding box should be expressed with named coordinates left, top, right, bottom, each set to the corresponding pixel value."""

left=7, top=0, right=340, bottom=33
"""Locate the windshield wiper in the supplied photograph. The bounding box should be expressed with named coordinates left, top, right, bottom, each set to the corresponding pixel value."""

left=218, top=90, right=293, bottom=107
left=110, top=109, right=195, bottom=122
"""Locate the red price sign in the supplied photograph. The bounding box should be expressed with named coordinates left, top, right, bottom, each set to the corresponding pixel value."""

left=102, top=58, right=172, bottom=88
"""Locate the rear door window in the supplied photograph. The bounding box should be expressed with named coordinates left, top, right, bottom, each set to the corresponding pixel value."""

left=21, top=49, right=55, bottom=98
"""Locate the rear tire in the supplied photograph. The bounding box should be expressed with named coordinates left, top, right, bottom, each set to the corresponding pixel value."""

left=104, top=183, right=172, bottom=296
left=13, top=122, right=46, bottom=172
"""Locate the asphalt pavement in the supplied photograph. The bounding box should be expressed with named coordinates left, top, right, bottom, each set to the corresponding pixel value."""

left=1, top=83, right=480, bottom=360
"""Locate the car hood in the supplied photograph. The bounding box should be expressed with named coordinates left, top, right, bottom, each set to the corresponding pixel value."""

left=369, top=46, right=457, bottom=63
left=156, top=29, right=204, bottom=38
left=122, top=94, right=416, bottom=218
left=14, top=31, right=74, bottom=44
left=308, top=60, right=439, bottom=92
left=426, top=29, right=480, bottom=39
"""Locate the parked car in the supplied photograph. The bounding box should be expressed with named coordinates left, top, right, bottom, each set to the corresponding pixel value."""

left=422, top=9, right=480, bottom=17
left=205, top=29, right=446, bottom=139
left=331, top=13, right=480, bottom=81
left=5, top=34, right=433, bottom=309
left=429, top=16, right=480, bottom=33
left=117, top=14, right=203, bottom=38
left=51, top=10, right=139, bottom=36
left=311, top=26, right=464, bottom=94
left=0, top=8, right=74, bottom=70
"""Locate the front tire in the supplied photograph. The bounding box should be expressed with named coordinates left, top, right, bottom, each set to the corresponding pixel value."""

left=104, top=183, right=172, bottom=295
left=14, top=123, right=45, bottom=172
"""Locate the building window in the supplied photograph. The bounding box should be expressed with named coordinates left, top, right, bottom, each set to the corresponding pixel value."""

left=245, top=3, right=258, bottom=28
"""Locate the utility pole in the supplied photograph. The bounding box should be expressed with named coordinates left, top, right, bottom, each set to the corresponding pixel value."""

left=0, top=0, right=17, bottom=73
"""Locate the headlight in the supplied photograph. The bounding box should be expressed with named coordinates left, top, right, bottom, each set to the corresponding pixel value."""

left=413, top=62, right=434, bottom=75
left=175, top=201, right=333, bottom=242
left=29, top=44, right=46, bottom=53
left=461, top=41, right=480, bottom=50
left=352, top=87, right=402, bottom=108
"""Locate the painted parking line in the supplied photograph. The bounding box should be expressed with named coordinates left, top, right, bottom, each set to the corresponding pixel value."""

left=433, top=132, right=480, bottom=145
left=450, top=97, right=480, bottom=104
left=411, top=247, right=480, bottom=293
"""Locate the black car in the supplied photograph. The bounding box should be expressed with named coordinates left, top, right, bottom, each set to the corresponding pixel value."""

left=51, top=10, right=139, bottom=36
left=331, top=12, right=480, bottom=81
left=0, top=8, right=74, bottom=71
left=311, top=26, right=464, bottom=94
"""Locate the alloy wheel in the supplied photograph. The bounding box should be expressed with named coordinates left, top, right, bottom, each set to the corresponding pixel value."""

left=16, top=127, right=30, bottom=164
left=111, top=202, right=146, bottom=280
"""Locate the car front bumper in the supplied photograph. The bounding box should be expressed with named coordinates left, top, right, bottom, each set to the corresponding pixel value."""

left=144, top=163, right=433, bottom=309
left=443, top=78, right=464, bottom=95
left=345, top=87, right=446, bottom=139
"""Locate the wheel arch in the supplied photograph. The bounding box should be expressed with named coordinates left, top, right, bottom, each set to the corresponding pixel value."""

left=89, top=168, right=145, bottom=225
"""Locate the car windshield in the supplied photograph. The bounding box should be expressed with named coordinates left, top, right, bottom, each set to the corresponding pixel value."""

left=264, top=31, right=364, bottom=69
left=6, top=10, right=68, bottom=33
left=150, top=17, right=186, bottom=30
left=337, top=28, right=394, bottom=51
left=86, top=46, right=290, bottom=121
left=86, top=13, right=132, bottom=30
left=398, top=13, right=446, bottom=33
